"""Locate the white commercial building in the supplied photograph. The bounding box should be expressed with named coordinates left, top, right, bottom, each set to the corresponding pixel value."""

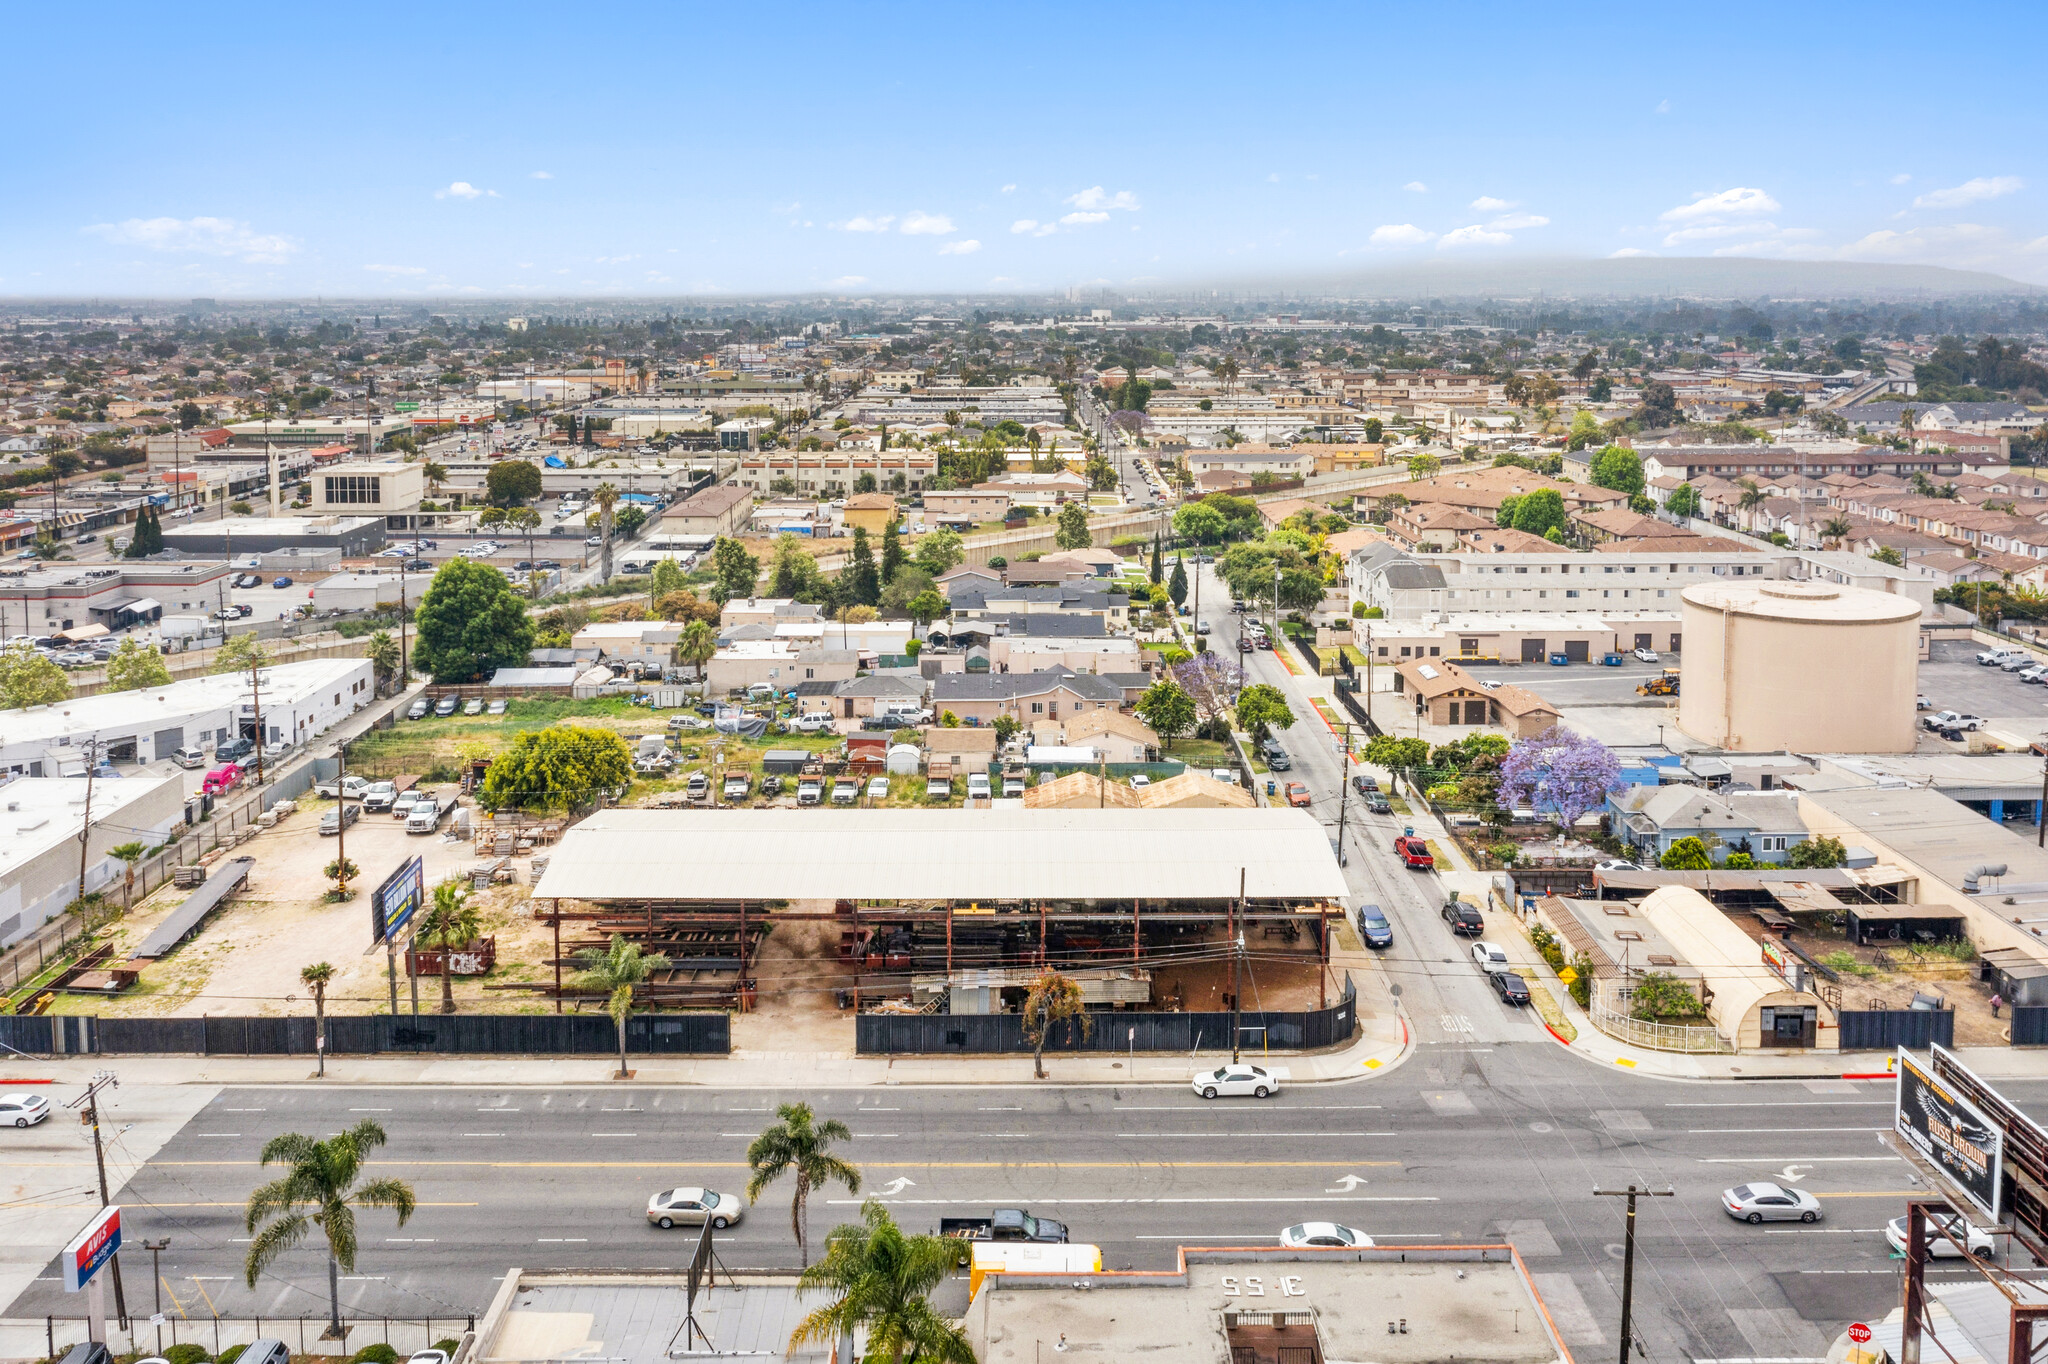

left=0, top=775, right=189, bottom=949
left=0, top=656, right=375, bottom=774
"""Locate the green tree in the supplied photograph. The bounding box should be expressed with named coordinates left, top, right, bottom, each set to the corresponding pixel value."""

left=1365, top=734, right=1429, bottom=773
left=108, top=841, right=146, bottom=909
left=1407, top=452, right=1441, bottom=481
left=904, top=588, right=948, bottom=632
left=1364, top=417, right=1383, bottom=443
left=879, top=567, right=935, bottom=617
left=591, top=482, right=619, bottom=583
left=412, top=559, right=535, bottom=683
left=1149, top=534, right=1163, bottom=585
left=569, top=933, right=672, bottom=1080
left=1660, top=836, right=1713, bottom=871
left=1054, top=500, right=1092, bottom=549
left=1167, top=556, right=1188, bottom=608
left=649, top=557, right=688, bottom=600
left=1666, top=483, right=1702, bottom=519
left=746, top=1101, right=862, bottom=1268
left=124, top=505, right=163, bottom=558
left=711, top=537, right=762, bottom=601
left=787, top=1201, right=974, bottom=1364
left=1135, top=679, right=1196, bottom=749
left=880, top=517, right=905, bottom=583
left=478, top=724, right=635, bottom=813
left=1787, top=835, right=1847, bottom=869
left=1021, top=967, right=1091, bottom=1080
left=103, top=638, right=172, bottom=692
left=1870, top=546, right=1905, bottom=567
left=678, top=619, right=717, bottom=680
left=485, top=459, right=542, bottom=505
left=1173, top=501, right=1227, bottom=545
left=415, top=879, right=480, bottom=1015
left=612, top=504, right=647, bottom=538
left=1510, top=488, right=1569, bottom=539
left=301, top=961, right=333, bottom=1072
left=208, top=632, right=270, bottom=676
left=1234, top=683, right=1295, bottom=742
left=844, top=527, right=881, bottom=606
left=912, top=527, right=964, bottom=575
left=364, top=630, right=401, bottom=693
left=1589, top=445, right=1645, bottom=497
left=243, top=1120, right=417, bottom=1340
left=991, top=713, right=1021, bottom=746
left=769, top=534, right=826, bottom=600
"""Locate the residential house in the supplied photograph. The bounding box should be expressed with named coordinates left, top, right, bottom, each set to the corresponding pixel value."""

left=922, top=725, right=999, bottom=775
left=924, top=490, right=1010, bottom=525
left=1390, top=659, right=1560, bottom=737
left=931, top=668, right=1127, bottom=725
left=1061, top=709, right=1159, bottom=762
left=1023, top=773, right=1141, bottom=809
left=1387, top=501, right=1494, bottom=551
left=662, top=483, right=754, bottom=538
left=840, top=492, right=899, bottom=536
left=569, top=620, right=683, bottom=667
left=830, top=674, right=929, bottom=719
left=1138, top=772, right=1254, bottom=808
left=705, top=641, right=858, bottom=694
left=1606, top=785, right=1813, bottom=865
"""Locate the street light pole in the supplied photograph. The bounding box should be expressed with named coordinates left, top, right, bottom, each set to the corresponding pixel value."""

left=1593, top=1184, right=1672, bottom=1364
left=141, top=1238, right=169, bottom=1355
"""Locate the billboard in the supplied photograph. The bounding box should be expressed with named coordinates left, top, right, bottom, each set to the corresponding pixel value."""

left=1897, top=1047, right=2004, bottom=1223
left=62, top=1205, right=120, bottom=1292
left=370, top=856, right=424, bottom=943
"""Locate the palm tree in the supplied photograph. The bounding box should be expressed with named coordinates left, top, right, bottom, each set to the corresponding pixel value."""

left=569, top=933, right=670, bottom=1079
left=244, top=1119, right=416, bottom=1340
left=591, top=481, right=620, bottom=584
left=415, top=879, right=481, bottom=1015
left=787, top=1201, right=975, bottom=1364
left=365, top=630, right=400, bottom=694
left=107, top=842, right=146, bottom=910
left=300, top=961, right=334, bottom=1076
left=678, top=619, right=717, bottom=682
left=746, top=1101, right=861, bottom=1268
left=1820, top=517, right=1852, bottom=549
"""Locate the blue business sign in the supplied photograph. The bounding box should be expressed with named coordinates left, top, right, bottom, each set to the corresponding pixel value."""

left=63, top=1205, right=120, bottom=1292
left=370, top=856, right=424, bottom=942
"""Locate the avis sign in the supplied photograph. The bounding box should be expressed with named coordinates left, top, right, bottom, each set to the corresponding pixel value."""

left=62, top=1205, right=120, bottom=1292
left=1896, top=1047, right=2004, bottom=1223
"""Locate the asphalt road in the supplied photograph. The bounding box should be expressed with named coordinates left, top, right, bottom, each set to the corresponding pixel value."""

left=18, top=1061, right=2048, bottom=1360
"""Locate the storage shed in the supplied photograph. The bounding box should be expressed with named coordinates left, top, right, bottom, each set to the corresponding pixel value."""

left=1634, top=885, right=1838, bottom=1050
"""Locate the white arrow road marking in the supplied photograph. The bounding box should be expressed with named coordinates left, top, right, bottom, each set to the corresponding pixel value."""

left=1325, top=1175, right=1370, bottom=1192
left=875, top=1177, right=916, bottom=1196
left=1778, top=1165, right=1813, bottom=1183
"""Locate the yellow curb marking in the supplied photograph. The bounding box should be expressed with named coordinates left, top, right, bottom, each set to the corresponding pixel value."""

left=1614, top=1058, right=1638, bottom=1068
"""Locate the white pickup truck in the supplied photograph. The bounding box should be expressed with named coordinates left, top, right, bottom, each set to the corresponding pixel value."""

left=316, top=775, right=373, bottom=801
left=405, top=795, right=446, bottom=833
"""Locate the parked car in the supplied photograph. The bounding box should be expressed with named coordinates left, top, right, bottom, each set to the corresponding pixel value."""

left=1632, top=647, right=1658, bottom=663
left=1490, top=971, right=1531, bottom=1006
left=1924, top=710, right=1984, bottom=733
left=1237, top=635, right=1255, bottom=652
left=361, top=782, right=399, bottom=812
left=405, top=795, right=445, bottom=833
left=939, top=1207, right=1069, bottom=1243
left=272, top=576, right=293, bottom=588
left=1364, top=794, right=1391, bottom=814
left=488, top=699, right=508, bottom=714
left=645, top=1186, right=744, bottom=1230
left=967, top=772, right=992, bottom=801
left=1723, top=1183, right=1822, bottom=1224
left=1279, top=1222, right=1373, bottom=1249
left=1350, top=775, right=1380, bottom=796
left=866, top=776, right=890, bottom=801
left=1595, top=859, right=1640, bottom=871
left=434, top=696, right=459, bottom=717
left=1263, top=743, right=1292, bottom=772
left=170, top=746, right=208, bottom=769
left=463, top=698, right=485, bottom=716
left=1883, top=1212, right=1996, bottom=1259
left=1284, top=781, right=1312, bottom=808
left=1978, top=647, right=2028, bottom=666
left=319, top=804, right=361, bottom=836
left=789, top=711, right=836, bottom=734
left=1470, top=941, right=1511, bottom=974
left=315, top=774, right=370, bottom=800
left=0, top=1091, right=50, bottom=1127
left=1394, top=834, right=1433, bottom=869
left=216, top=736, right=254, bottom=762
left=1192, top=1062, right=1280, bottom=1099
left=407, top=698, right=429, bottom=720
left=1355, top=903, right=1393, bottom=949
left=1442, top=898, right=1484, bottom=936
left=2022, top=667, right=2048, bottom=685
left=201, top=763, right=244, bottom=796
left=391, top=790, right=428, bottom=820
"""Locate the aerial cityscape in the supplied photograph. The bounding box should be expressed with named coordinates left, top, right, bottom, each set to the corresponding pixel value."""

left=6, top=4, right=2048, bottom=1364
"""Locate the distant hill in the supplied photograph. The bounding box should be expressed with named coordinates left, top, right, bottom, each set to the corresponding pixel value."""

left=1171, top=256, right=2043, bottom=301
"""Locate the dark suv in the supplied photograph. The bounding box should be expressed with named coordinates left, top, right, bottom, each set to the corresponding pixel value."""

left=1441, top=898, right=1484, bottom=936
left=1355, top=904, right=1393, bottom=950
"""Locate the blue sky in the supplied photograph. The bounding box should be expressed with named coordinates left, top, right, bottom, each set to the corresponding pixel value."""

left=8, top=2, right=2047, bottom=298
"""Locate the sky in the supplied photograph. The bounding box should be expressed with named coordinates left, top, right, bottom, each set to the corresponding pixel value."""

left=8, top=1, right=2048, bottom=299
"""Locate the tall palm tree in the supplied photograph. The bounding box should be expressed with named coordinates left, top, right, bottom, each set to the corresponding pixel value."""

left=244, top=1119, right=416, bottom=1339
left=300, top=961, right=334, bottom=1077
left=678, top=619, right=717, bottom=682
left=416, top=879, right=481, bottom=1015
left=1820, top=517, right=1852, bottom=549
left=787, top=1201, right=975, bottom=1364
left=591, top=481, right=620, bottom=584
left=746, top=1101, right=861, bottom=1267
left=569, top=933, right=670, bottom=1079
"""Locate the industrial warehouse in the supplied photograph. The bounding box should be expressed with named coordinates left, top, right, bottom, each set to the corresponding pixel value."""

left=530, top=807, right=1356, bottom=1047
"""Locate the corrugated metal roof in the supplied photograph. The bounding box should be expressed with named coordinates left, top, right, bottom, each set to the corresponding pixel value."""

left=532, top=808, right=1348, bottom=902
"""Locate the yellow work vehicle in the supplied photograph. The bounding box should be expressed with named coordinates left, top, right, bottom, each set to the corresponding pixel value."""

left=1637, top=667, right=1681, bottom=697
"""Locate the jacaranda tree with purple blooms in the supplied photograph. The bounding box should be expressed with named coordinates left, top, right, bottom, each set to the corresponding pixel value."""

left=1496, top=726, right=1622, bottom=835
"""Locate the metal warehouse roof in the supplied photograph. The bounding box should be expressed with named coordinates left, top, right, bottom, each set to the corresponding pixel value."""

left=532, top=808, right=1348, bottom=903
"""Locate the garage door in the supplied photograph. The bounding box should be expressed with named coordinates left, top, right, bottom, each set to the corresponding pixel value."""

left=1634, top=633, right=1652, bottom=650
left=153, top=727, right=183, bottom=758
left=1565, top=640, right=1590, bottom=663
left=1669, top=633, right=1682, bottom=653
left=1521, top=639, right=1547, bottom=662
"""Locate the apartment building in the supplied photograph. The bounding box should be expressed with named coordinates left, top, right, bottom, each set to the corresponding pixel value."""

left=1350, top=543, right=1781, bottom=620
left=730, top=449, right=939, bottom=496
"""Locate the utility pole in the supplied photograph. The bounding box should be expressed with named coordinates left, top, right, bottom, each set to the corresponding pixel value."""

left=1231, top=867, right=1245, bottom=1063
left=248, top=649, right=266, bottom=784
left=1593, top=1184, right=1672, bottom=1364
left=74, top=739, right=99, bottom=911
left=141, top=1238, right=169, bottom=1356
left=69, top=1072, right=129, bottom=1328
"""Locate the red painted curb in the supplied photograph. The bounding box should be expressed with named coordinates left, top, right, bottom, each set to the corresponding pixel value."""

left=1543, top=1022, right=1573, bottom=1047
left=0, top=1078, right=53, bottom=1084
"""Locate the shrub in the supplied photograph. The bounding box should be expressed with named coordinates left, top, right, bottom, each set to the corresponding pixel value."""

left=351, top=1345, right=400, bottom=1364
left=165, top=1346, right=212, bottom=1364
left=1529, top=922, right=1566, bottom=972
left=1627, top=971, right=1705, bottom=1020
left=1489, top=842, right=1518, bottom=866
left=217, top=1347, right=248, bottom=1364
left=1566, top=954, right=1594, bottom=1008
left=1819, top=949, right=1880, bottom=978
left=1721, top=851, right=1755, bottom=869
left=433, top=1342, right=462, bottom=1357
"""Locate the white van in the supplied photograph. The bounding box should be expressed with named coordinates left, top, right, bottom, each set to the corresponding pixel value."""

left=966, top=772, right=991, bottom=801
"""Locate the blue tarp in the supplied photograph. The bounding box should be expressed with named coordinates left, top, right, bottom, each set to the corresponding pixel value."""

left=543, top=456, right=567, bottom=468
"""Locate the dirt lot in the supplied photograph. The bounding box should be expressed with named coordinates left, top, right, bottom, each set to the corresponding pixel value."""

left=1728, top=911, right=2001, bottom=1045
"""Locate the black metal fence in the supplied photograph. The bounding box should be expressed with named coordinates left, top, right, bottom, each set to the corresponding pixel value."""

left=0, top=1011, right=729, bottom=1056
left=1838, top=1008, right=1954, bottom=1052
left=2012, top=1007, right=2048, bottom=1046
left=857, top=976, right=1356, bottom=1055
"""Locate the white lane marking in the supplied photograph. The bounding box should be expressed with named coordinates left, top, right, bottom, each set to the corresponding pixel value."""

left=591, top=1132, right=639, bottom=1137
left=1764, top=1228, right=1883, bottom=1234
left=222, top=1108, right=267, bottom=1113
left=198, top=1133, right=241, bottom=1138
left=464, top=1133, right=505, bottom=1138
left=1117, top=1132, right=1394, bottom=1138
left=1115, top=1105, right=1383, bottom=1111
left=1687, top=1128, right=1887, bottom=1134
left=348, top=1108, right=392, bottom=1112
left=835, top=1196, right=1440, bottom=1205
left=1697, top=1156, right=1900, bottom=1164
left=600, top=1107, right=643, bottom=1113
left=476, top=1108, right=520, bottom=1113
left=977, top=1106, right=1022, bottom=1112
left=861, top=1107, right=901, bottom=1111
left=727, top=1107, right=769, bottom=1112
left=536, top=1238, right=588, bottom=1243
left=1665, top=1102, right=1890, bottom=1108
left=385, top=1238, right=438, bottom=1243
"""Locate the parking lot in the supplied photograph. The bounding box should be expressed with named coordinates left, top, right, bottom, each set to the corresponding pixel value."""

left=1441, top=653, right=1677, bottom=706
left=1920, top=638, right=2048, bottom=730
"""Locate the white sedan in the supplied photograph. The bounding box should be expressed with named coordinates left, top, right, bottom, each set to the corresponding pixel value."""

left=1471, top=941, right=1511, bottom=975
left=1280, top=1221, right=1373, bottom=1248
left=1885, top=1213, right=1997, bottom=1259
left=1632, top=647, right=1659, bottom=663
left=1193, top=1063, right=1281, bottom=1099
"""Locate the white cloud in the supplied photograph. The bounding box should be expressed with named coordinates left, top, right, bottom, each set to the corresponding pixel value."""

left=364, top=263, right=427, bottom=275
left=1060, top=211, right=1111, bottom=225
left=937, top=239, right=982, bottom=255
left=1610, top=247, right=1656, bottom=258
left=530, top=170, right=553, bottom=180
left=1065, top=186, right=1140, bottom=212
left=1011, top=219, right=1056, bottom=237
left=1663, top=221, right=1769, bottom=246
left=899, top=211, right=955, bottom=235
left=84, top=216, right=297, bottom=263
left=1438, top=224, right=1513, bottom=249
left=1891, top=173, right=1912, bottom=185
left=1912, top=176, right=2022, bottom=209
left=1490, top=213, right=1549, bottom=230
left=1368, top=223, right=1435, bottom=246
left=1654, top=99, right=1670, bottom=114
left=833, top=215, right=895, bottom=232
left=1402, top=181, right=1428, bottom=193
left=1000, top=183, right=1016, bottom=194
left=1660, top=187, right=1779, bottom=223
left=1470, top=196, right=1515, bottom=212
left=436, top=181, right=496, bottom=200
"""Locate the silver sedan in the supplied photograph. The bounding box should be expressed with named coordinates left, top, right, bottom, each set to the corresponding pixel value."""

left=1722, top=1182, right=1821, bottom=1224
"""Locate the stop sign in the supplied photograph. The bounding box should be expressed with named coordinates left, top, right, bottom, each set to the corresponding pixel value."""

left=1848, top=1323, right=1873, bottom=1344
